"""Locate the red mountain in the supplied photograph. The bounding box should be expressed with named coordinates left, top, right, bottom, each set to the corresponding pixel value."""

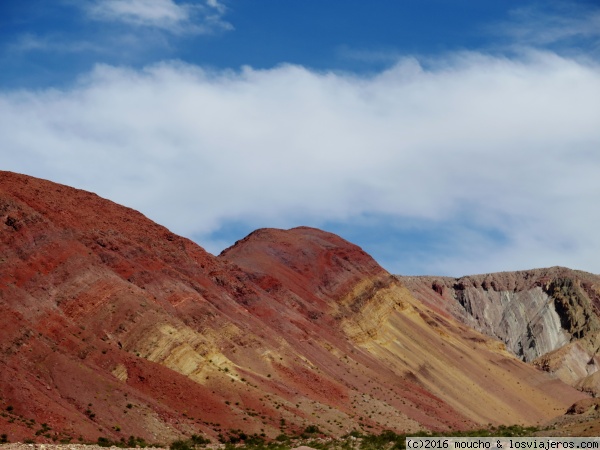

left=0, top=171, right=586, bottom=444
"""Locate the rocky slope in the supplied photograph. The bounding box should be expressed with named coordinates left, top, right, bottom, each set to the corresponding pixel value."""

left=0, top=171, right=587, bottom=444
left=400, top=269, right=600, bottom=395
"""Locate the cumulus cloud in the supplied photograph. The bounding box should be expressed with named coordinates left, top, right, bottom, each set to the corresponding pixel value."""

left=1, top=50, right=599, bottom=276
left=86, top=0, right=232, bottom=34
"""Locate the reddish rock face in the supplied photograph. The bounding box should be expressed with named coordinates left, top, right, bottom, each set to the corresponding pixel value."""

left=0, top=171, right=587, bottom=444
left=220, top=226, right=385, bottom=299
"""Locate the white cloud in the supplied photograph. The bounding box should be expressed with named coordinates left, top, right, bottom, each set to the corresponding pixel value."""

left=87, top=0, right=232, bottom=34
left=494, top=2, right=600, bottom=50
left=8, top=34, right=50, bottom=52
left=7, top=33, right=105, bottom=54
left=1, top=50, right=599, bottom=276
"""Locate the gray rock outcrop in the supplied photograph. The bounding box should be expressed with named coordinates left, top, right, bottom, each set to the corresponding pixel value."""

left=400, top=267, right=600, bottom=393
left=455, top=285, right=570, bottom=362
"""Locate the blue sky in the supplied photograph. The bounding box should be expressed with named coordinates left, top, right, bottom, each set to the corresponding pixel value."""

left=0, top=2, right=510, bottom=79
left=1, top=0, right=600, bottom=276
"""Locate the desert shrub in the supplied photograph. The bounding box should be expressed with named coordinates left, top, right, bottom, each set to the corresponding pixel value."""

left=97, top=436, right=112, bottom=447
left=275, top=433, right=289, bottom=442
left=170, top=435, right=211, bottom=450
left=304, top=424, right=321, bottom=434
left=170, top=439, right=194, bottom=450
left=190, top=434, right=210, bottom=445
left=128, top=435, right=148, bottom=447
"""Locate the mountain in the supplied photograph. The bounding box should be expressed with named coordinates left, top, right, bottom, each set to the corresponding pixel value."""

left=400, top=268, right=600, bottom=394
left=0, top=171, right=587, bottom=444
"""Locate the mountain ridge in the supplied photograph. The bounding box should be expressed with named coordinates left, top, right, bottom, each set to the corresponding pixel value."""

left=0, top=171, right=590, bottom=443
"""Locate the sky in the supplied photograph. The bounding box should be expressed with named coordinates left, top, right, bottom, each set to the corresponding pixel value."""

left=1, top=1, right=600, bottom=277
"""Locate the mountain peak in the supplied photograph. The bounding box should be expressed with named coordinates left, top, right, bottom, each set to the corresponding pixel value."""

left=220, top=225, right=385, bottom=302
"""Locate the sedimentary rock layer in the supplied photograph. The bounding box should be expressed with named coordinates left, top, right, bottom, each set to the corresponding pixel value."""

left=401, top=269, right=600, bottom=393
left=0, top=171, right=586, bottom=444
